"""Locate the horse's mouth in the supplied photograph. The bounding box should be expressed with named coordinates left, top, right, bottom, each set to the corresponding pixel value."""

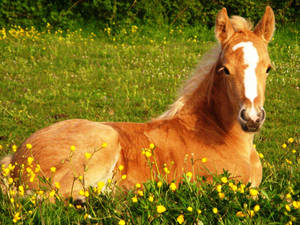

left=239, top=119, right=264, bottom=133
left=240, top=122, right=261, bottom=132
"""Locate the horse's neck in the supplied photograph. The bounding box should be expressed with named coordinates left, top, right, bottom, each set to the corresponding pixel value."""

left=176, top=67, right=247, bottom=140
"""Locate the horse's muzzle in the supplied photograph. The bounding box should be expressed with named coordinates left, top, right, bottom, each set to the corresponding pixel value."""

left=238, top=107, right=266, bottom=132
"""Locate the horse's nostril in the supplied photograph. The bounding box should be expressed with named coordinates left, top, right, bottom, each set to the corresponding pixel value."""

left=240, top=109, right=247, bottom=121
left=256, top=109, right=266, bottom=123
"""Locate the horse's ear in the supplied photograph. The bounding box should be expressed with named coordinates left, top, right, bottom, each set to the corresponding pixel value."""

left=215, top=8, right=235, bottom=44
left=254, top=6, right=275, bottom=43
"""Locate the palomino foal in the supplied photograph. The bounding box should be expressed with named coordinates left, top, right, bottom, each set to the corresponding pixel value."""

left=1, top=7, right=275, bottom=199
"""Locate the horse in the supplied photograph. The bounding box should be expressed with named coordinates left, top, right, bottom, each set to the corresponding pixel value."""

left=1, top=6, right=275, bottom=200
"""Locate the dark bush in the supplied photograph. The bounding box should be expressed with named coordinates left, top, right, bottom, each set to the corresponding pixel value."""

left=0, top=0, right=298, bottom=28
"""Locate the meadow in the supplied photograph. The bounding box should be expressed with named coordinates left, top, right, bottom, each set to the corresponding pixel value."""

left=0, top=23, right=299, bottom=224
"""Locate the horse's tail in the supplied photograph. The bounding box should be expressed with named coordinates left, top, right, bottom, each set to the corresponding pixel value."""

left=0, top=154, right=13, bottom=167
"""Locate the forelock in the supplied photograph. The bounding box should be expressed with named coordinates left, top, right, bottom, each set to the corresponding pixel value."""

left=230, top=16, right=253, bottom=32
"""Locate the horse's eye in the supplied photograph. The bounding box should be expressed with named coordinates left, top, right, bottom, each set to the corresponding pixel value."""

left=266, top=66, right=271, bottom=73
left=223, top=67, right=230, bottom=75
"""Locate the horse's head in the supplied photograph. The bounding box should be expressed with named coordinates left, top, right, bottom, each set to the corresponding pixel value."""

left=215, top=6, right=275, bottom=132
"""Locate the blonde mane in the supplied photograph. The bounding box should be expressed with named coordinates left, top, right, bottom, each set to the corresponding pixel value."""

left=158, top=16, right=253, bottom=119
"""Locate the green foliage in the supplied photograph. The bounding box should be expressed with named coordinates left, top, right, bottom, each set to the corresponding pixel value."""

left=0, top=24, right=299, bottom=224
left=0, top=0, right=298, bottom=29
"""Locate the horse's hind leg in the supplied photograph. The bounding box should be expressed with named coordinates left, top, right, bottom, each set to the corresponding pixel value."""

left=52, top=122, right=121, bottom=200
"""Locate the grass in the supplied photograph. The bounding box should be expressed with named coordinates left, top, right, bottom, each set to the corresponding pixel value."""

left=0, top=23, right=299, bottom=224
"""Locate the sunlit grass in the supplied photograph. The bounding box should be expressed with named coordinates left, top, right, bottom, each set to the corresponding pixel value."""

left=0, top=23, right=299, bottom=224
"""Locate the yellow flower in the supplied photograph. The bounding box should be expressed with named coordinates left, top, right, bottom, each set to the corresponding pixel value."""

left=50, top=167, right=56, bottom=173
left=97, top=181, right=105, bottom=190
left=248, top=210, right=254, bottom=217
left=148, top=195, right=154, bottom=202
left=292, top=149, right=296, bottom=153
left=177, top=214, right=184, bottom=224
left=212, top=208, right=218, bottom=214
left=216, top=184, right=222, bottom=192
left=231, top=184, right=238, bottom=192
left=9, top=190, right=16, bottom=197
left=136, top=183, right=141, bottom=188
left=157, top=205, right=166, bottom=213
left=157, top=181, right=163, bottom=188
left=236, top=211, right=246, bottom=217
left=55, top=182, right=60, bottom=189
left=292, top=201, right=300, bottom=209
left=138, top=190, right=144, bottom=196
left=13, top=212, right=21, bottom=223
left=258, top=153, right=264, bottom=159
left=12, top=145, right=17, bottom=152
left=285, top=159, right=292, bottom=165
left=49, top=190, right=55, bottom=197
left=26, top=143, right=32, bottom=149
left=288, top=138, right=294, bottom=143
left=8, top=163, right=15, bottom=171
left=253, top=144, right=256, bottom=149
left=201, top=157, right=207, bottom=163
left=78, top=175, right=83, bottom=181
left=10, top=197, right=14, bottom=203
left=118, top=165, right=124, bottom=171
left=27, top=157, right=34, bottom=165
left=282, top=143, right=287, bottom=149
left=29, top=173, right=35, bottom=182
left=84, top=152, right=92, bottom=159
left=8, top=177, right=14, bottom=184
left=79, top=189, right=85, bottom=196
left=187, top=206, right=193, bottom=212
left=186, top=171, right=192, bottom=178
left=238, top=184, right=245, bottom=193
left=164, top=167, right=170, bottom=174
left=119, top=220, right=126, bottom=225
left=286, top=193, right=292, bottom=199
left=84, top=190, right=89, bottom=197
left=35, top=164, right=40, bottom=173
left=169, top=182, right=177, bottom=191
left=122, top=174, right=127, bottom=180
left=101, top=142, right=107, bottom=148
left=26, top=167, right=32, bottom=173
left=132, top=196, right=138, bottom=203
left=218, top=192, right=225, bottom=199
left=18, top=185, right=24, bottom=196
left=149, top=143, right=155, bottom=149
left=254, top=204, right=260, bottom=212
left=198, top=209, right=202, bottom=214
left=70, top=145, right=76, bottom=152
left=221, top=177, right=228, bottom=184
left=145, top=151, right=152, bottom=158
left=285, top=204, right=291, bottom=212
left=84, top=213, right=91, bottom=219
left=249, top=188, right=259, bottom=197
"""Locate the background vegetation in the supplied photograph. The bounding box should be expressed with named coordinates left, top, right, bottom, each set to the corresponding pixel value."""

left=0, top=1, right=299, bottom=224
left=0, top=0, right=298, bottom=29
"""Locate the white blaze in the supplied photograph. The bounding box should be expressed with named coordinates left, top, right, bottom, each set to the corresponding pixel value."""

left=232, top=41, right=259, bottom=104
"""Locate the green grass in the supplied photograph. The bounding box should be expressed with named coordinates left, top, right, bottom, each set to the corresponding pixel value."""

left=0, top=24, right=299, bottom=224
